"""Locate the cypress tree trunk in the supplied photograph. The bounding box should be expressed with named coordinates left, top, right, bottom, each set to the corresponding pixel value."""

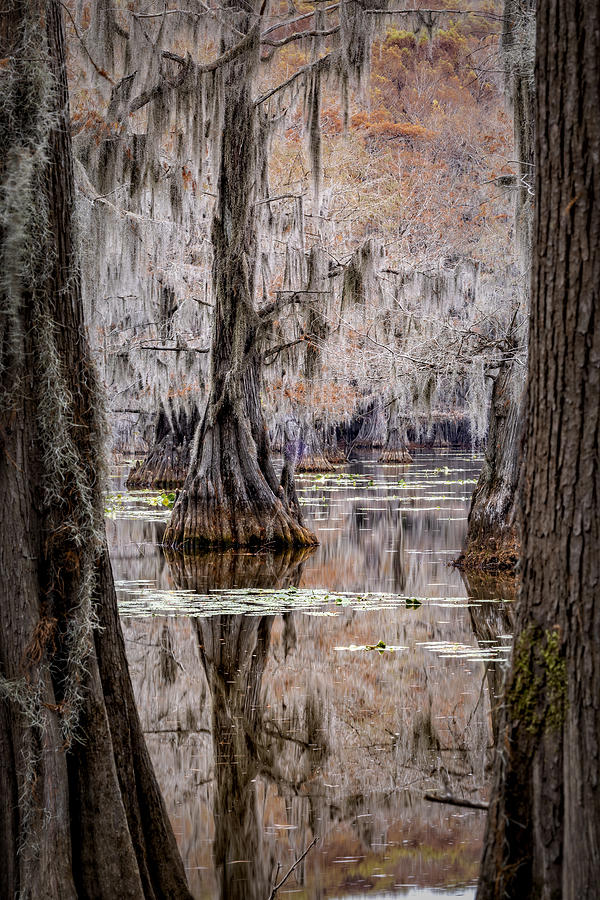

left=461, top=0, right=534, bottom=573
left=379, top=398, right=413, bottom=463
left=0, top=4, right=191, bottom=896
left=127, top=401, right=200, bottom=489
left=164, top=14, right=316, bottom=549
left=458, top=363, right=521, bottom=571
left=296, top=422, right=334, bottom=473
left=478, top=1, right=600, bottom=895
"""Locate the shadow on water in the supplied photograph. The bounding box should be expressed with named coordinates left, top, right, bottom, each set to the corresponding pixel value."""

left=110, top=452, right=515, bottom=898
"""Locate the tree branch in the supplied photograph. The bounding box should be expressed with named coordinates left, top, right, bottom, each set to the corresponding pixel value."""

left=122, top=25, right=259, bottom=120
left=60, top=1, right=115, bottom=85
left=261, top=25, right=339, bottom=48
left=424, top=792, right=489, bottom=810
left=363, top=7, right=503, bottom=20
left=264, top=334, right=307, bottom=364
left=261, top=4, right=339, bottom=38
left=136, top=343, right=210, bottom=353
left=267, top=838, right=317, bottom=900
left=258, top=290, right=330, bottom=323
left=254, top=51, right=334, bottom=106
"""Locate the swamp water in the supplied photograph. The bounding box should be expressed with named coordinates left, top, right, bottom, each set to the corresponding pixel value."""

left=106, top=451, right=514, bottom=899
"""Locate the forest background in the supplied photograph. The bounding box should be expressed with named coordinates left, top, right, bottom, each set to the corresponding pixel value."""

left=65, top=0, right=520, bottom=489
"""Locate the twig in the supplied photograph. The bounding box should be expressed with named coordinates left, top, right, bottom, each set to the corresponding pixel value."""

left=267, top=837, right=317, bottom=899
left=261, top=4, right=339, bottom=38
left=255, top=52, right=334, bottom=106
left=60, top=1, right=115, bottom=85
left=136, top=343, right=209, bottom=353
left=424, top=792, right=488, bottom=810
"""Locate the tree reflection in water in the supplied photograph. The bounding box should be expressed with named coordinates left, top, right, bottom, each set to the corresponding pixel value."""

left=168, top=549, right=319, bottom=900
left=465, top=574, right=516, bottom=743
left=113, top=455, right=514, bottom=897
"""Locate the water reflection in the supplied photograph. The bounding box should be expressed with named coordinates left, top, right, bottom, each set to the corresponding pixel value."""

left=198, top=615, right=275, bottom=899
left=108, top=452, right=481, bottom=598
left=171, top=550, right=314, bottom=898
left=464, top=574, right=516, bottom=742
left=110, top=452, right=515, bottom=898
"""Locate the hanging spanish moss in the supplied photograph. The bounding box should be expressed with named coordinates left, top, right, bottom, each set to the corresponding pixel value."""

left=163, top=10, right=317, bottom=549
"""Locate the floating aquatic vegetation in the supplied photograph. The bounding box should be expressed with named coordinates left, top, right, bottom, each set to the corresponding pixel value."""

left=416, top=639, right=513, bottom=663
left=115, top=583, right=500, bottom=619
left=104, top=489, right=176, bottom=520
left=334, top=640, right=409, bottom=654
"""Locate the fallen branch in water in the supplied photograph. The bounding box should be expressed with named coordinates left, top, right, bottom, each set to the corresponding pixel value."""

left=425, top=792, right=488, bottom=810
left=268, top=837, right=318, bottom=899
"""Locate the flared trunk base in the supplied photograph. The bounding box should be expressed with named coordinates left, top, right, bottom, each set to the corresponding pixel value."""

left=296, top=453, right=335, bottom=473
left=455, top=525, right=519, bottom=573
left=378, top=448, right=413, bottom=464
left=163, top=414, right=317, bottom=550
left=126, top=434, right=192, bottom=489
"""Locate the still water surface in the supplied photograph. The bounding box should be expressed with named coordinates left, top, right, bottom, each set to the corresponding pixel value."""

left=106, top=451, right=513, bottom=899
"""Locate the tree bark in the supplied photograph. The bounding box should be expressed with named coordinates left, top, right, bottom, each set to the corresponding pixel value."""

left=0, top=4, right=191, bottom=896
left=458, top=363, right=521, bottom=572
left=296, top=421, right=335, bottom=472
left=478, top=2, right=600, bottom=896
left=163, top=11, right=316, bottom=549
left=126, top=401, right=200, bottom=489
left=379, top=398, right=413, bottom=463
left=461, top=0, right=534, bottom=574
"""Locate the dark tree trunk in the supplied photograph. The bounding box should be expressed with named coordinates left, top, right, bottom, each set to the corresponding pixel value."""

left=348, top=398, right=386, bottom=454
left=0, top=4, right=191, bottom=896
left=458, top=363, right=521, bottom=572
left=126, top=401, right=200, bottom=489
left=164, top=14, right=316, bottom=549
left=478, top=2, right=600, bottom=896
left=296, top=422, right=335, bottom=472
left=461, top=0, right=534, bottom=574
left=296, top=250, right=335, bottom=473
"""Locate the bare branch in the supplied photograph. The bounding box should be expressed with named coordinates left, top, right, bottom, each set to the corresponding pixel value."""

left=264, top=334, right=307, bottom=364
left=60, top=1, right=115, bottom=85
left=261, top=4, right=338, bottom=38
left=254, top=51, right=334, bottom=106
left=254, top=193, right=301, bottom=205
left=363, top=7, right=503, bottom=21
left=122, top=25, right=259, bottom=120
left=424, top=792, right=489, bottom=810
left=258, top=290, right=330, bottom=323
left=267, top=838, right=317, bottom=900
left=261, top=25, right=339, bottom=48
left=136, top=344, right=210, bottom=353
